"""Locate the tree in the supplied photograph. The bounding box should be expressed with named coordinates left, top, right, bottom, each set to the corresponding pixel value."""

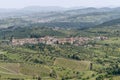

left=38, top=76, right=42, bottom=80
left=90, top=63, right=93, bottom=70
left=96, top=75, right=104, bottom=80
left=50, top=70, right=57, bottom=78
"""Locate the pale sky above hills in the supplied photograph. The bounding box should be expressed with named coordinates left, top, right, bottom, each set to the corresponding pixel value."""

left=0, top=0, right=120, bottom=8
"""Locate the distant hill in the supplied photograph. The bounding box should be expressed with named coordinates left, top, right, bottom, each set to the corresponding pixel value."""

left=86, top=18, right=120, bottom=37
left=21, top=6, right=67, bottom=12
left=98, top=18, right=120, bottom=27
left=1, top=7, right=120, bottom=29
left=0, top=8, right=16, bottom=13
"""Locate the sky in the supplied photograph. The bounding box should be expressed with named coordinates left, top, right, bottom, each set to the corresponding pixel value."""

left=0, top=0, right=120, bottom=9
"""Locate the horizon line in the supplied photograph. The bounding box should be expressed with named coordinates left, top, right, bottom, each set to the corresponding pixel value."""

left=0, top=5, right=120, bottom=9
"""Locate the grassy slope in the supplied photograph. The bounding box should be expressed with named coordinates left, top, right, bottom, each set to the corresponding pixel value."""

left=0, top=62, right=52, bottom=80
left=54, top=58, right=91, bottom=71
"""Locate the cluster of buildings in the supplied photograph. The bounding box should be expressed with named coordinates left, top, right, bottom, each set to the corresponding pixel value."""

left=11, top=36, right=108, bottom=46
left=11, top=36, right=90, bottom=46
left=95, top=36, right=108, bottom=40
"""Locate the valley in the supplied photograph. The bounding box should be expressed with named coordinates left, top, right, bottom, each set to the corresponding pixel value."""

left=0, top=7, right=120, bottom=80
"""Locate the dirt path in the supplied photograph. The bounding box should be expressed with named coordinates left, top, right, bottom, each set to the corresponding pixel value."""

left=0, top=66, right=19, bottom=74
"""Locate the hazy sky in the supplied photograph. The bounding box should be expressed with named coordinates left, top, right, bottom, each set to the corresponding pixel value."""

left=0, top=0, right=120, bottom=8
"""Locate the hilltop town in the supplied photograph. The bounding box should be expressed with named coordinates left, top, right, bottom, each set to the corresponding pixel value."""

left=11, top=36, right=108, bottom=46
